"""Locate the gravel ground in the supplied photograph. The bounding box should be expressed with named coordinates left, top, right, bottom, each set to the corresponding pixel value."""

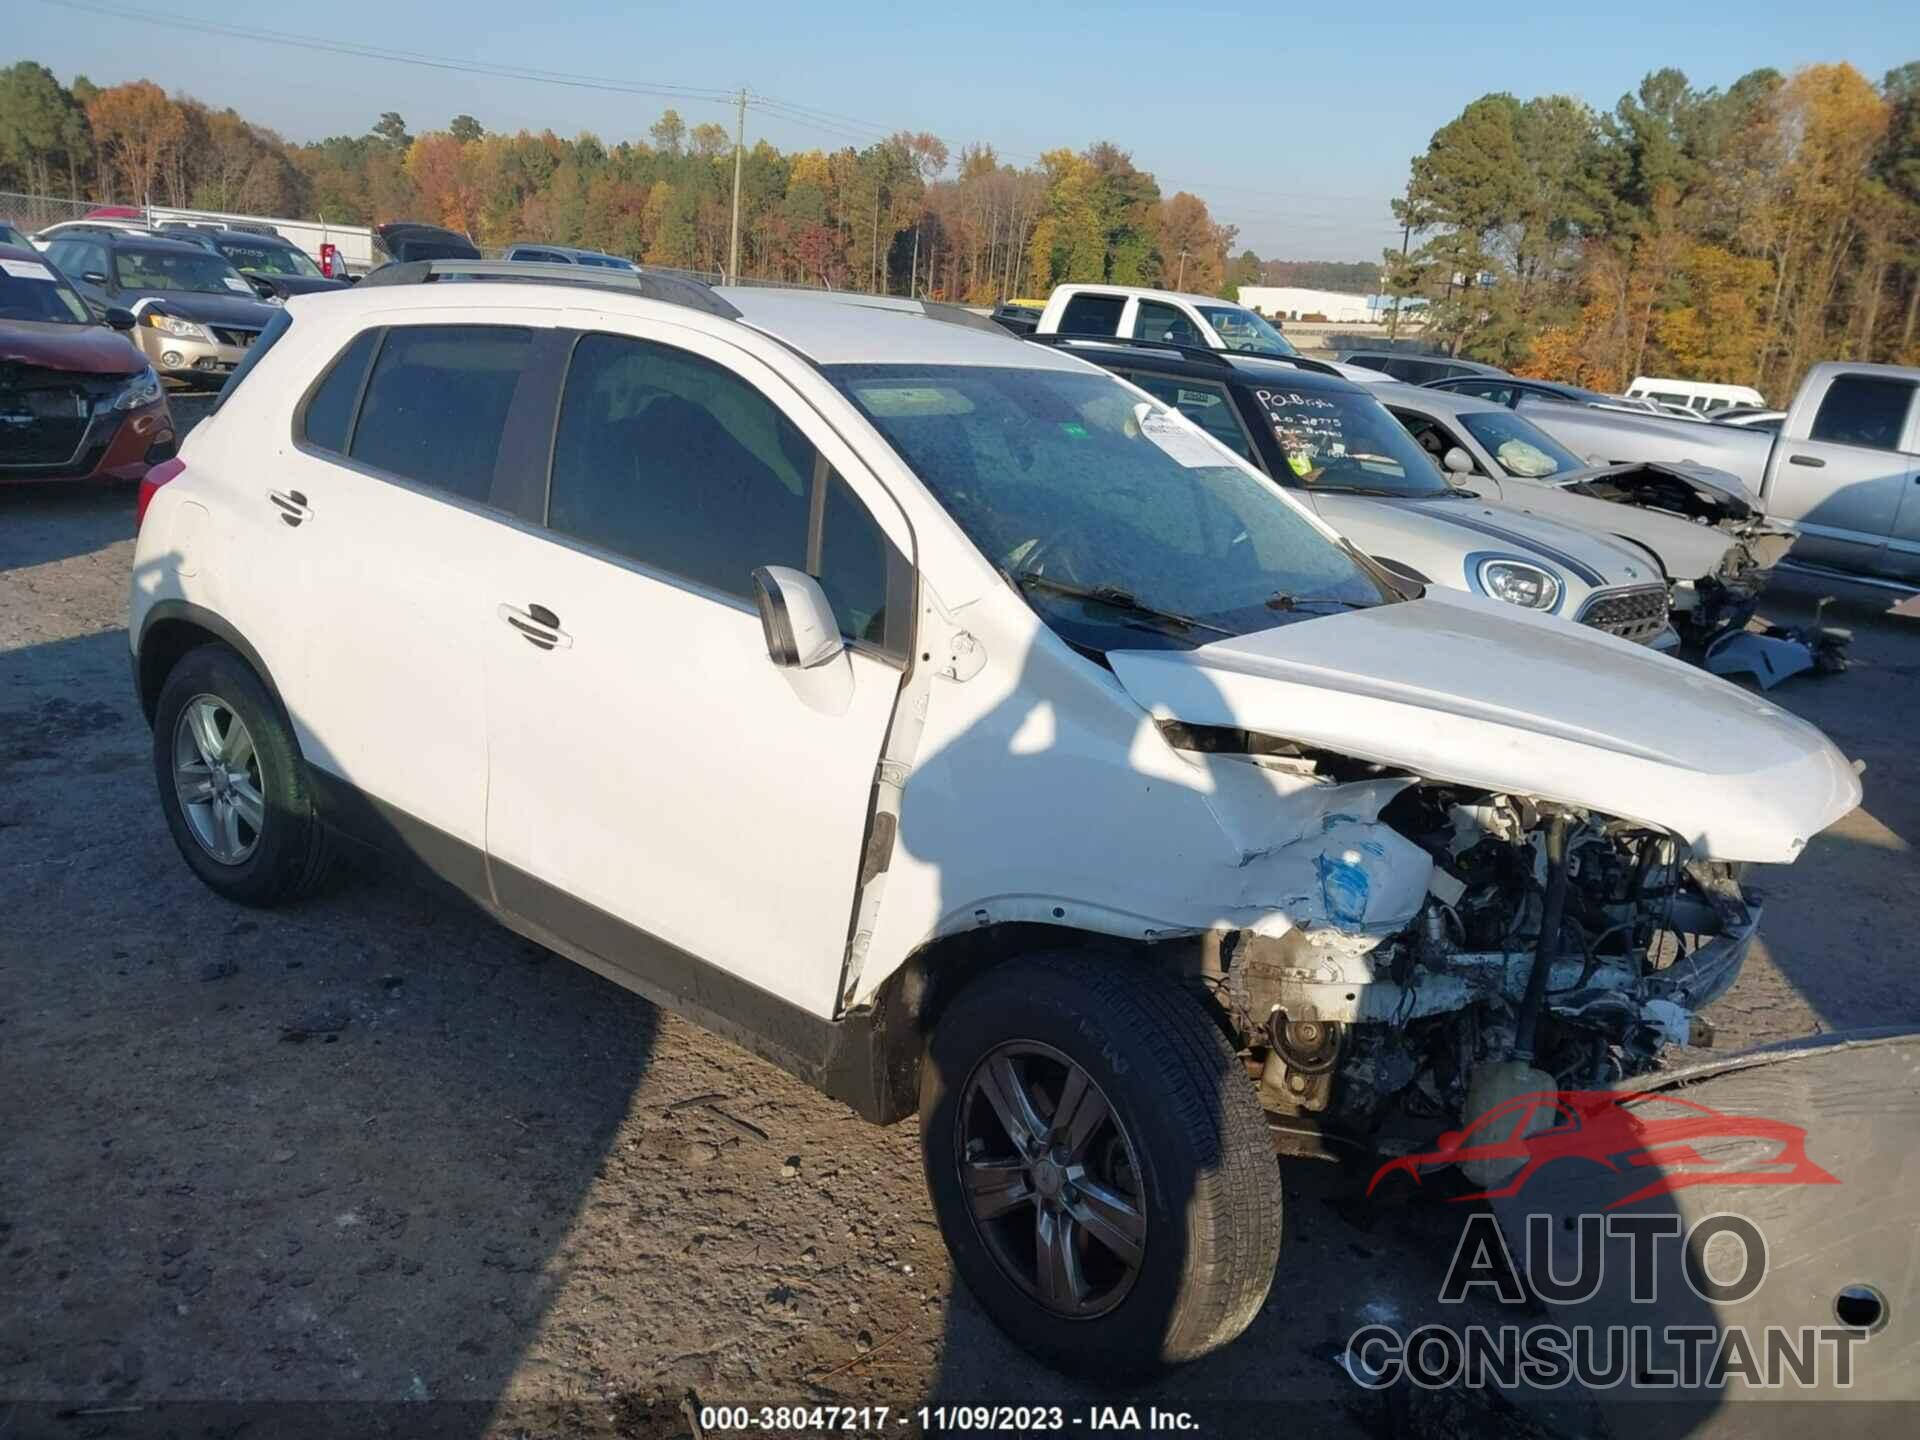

left=3, top=406, right=1915, bottom=1438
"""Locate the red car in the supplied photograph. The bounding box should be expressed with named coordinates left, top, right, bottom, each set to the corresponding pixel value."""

left=1368, top=1088, right=1838, bottom=1210
left=1, top=242, right=176, bottom=484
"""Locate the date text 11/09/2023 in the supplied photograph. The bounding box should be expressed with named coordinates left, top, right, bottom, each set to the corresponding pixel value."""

left=698, top=1405, right=1202, bottom=1432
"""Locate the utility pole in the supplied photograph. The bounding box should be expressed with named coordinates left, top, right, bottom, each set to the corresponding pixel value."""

left=1387, top=215, right=1411, bottom=343
left=727, top=88, right=746, bottom=285
left=1176, top=248, right=1191, bottom=289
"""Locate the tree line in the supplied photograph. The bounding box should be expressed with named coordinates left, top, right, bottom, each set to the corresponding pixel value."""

left=0, top=60, right=1250, bottom=301
left=1386, top=62, right=1920, bottom=401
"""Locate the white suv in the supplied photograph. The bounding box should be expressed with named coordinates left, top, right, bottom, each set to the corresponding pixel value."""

left=130, top=263, right=1859, bottom=1373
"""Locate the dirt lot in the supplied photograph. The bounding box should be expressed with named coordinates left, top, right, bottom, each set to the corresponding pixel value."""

left=3, top=406, right=1916, bottom=1437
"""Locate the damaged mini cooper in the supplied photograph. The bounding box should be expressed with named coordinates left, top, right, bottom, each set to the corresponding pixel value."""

left=130, top=269, right=1861, bottom=1377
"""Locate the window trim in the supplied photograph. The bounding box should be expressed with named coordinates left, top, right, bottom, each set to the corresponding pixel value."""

left=288, top=321, right=539, bottom=525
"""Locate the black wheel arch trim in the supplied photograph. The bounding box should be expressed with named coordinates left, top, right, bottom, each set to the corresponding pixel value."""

left=135, top=601, right=291, bottom=727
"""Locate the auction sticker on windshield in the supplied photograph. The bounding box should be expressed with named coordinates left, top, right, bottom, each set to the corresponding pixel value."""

left=1136, top=404, right=1223, bottom=467
left=0, top=258, right=57, bottom=281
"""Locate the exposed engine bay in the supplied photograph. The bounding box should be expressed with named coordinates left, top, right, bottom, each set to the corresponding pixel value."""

left=1560, top=460, right=1769, bottom=530
left=1557, top=462, right=1799, bottom=647
left=1184, top=730, right=1760, bottom=1150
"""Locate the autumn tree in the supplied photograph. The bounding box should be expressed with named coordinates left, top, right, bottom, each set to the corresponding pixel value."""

left=86, top=80, right=184, bottom=204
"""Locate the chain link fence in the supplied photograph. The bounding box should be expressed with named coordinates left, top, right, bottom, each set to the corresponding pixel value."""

left=0, top=192, right=103, bottom=234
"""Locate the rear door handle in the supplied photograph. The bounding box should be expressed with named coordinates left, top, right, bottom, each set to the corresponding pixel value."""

left=497, top=602, right=572, bottom=651
left=268, top=489, right=311, bottom=526
left=1788, top=454, right=1826, bottom=468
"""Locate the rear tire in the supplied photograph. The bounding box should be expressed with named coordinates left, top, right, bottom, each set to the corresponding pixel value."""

left=920, top=954, right=1281, bottom=1375
left=152, top=643, right=331, bottom=906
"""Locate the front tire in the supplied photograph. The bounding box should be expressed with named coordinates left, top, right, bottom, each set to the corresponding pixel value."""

left=152, top=643, right=330, bottom=906
left=921, top=955, right=1281, bottom=1375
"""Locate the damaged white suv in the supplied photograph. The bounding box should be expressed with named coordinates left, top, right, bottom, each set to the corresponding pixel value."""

left=130, top=265, right=1860, bottom=1375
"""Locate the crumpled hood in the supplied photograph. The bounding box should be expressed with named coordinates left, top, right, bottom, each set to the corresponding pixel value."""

left=1550, top=459, right=1770, bottom=525
left=1479, top=472, right=1753, bottom=584
left=1107, top=588, right=1860, bottom=863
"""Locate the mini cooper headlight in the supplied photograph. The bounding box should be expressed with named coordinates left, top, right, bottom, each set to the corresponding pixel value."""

left=145, top=312, right=210, bottom=341
left=1477, top=557, right=1561, bottom=611
left=112, top=364, right=164, bottom=411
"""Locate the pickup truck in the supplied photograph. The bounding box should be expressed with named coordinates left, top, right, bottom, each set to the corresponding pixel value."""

left=1032, top=282, right=1383, bottom=383
left=1505, top=362, right=1920, bottom=584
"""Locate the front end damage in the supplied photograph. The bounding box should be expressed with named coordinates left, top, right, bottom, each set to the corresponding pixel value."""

left=1103, top=592, right=1860, bottom=1157
left=1563, top=461, right=1804, bottom=649
left=1182, top=734, right=1762, bottom=1152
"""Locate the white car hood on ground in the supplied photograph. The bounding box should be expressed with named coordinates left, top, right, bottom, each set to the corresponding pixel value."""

left=1107, top=589, right=1860, bottom=863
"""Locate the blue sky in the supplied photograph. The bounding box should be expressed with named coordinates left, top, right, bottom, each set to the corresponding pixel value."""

left=14, top=0, right=1920, bottom=261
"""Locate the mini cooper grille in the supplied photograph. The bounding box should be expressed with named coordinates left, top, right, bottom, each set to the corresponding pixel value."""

left=1577, top=586, right=1670, bottom=646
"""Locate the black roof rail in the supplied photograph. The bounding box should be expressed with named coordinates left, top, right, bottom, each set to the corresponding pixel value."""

left=356, top=259, right=742, bottom=319
left=1025, top=332, right=1231, bottom=369
left=1024, top=331, right=1346, bottom=379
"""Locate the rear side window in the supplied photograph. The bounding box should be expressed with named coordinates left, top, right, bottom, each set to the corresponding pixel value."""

left=1122, top=371, right=1255, bottom=461
left=1810, top=375, right=1915, bottom=452
left=1058, top=292, right=1126, bottom=336
left=299, top=328, right=382, bottom=451
left=349, top=325, right=532, bottom=502
left=1383, top=357, right=1445, bottom=384
left=212, top=307, right=294, bottom=412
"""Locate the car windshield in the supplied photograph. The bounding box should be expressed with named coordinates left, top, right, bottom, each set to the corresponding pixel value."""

left=575, top=253, right=636, bottom=270
left=219, top=241, right=321, bottom=277
left=0, top=255, right=93, bottom=323
left=829, top=364, right=1390, bottom=651
left=1249, top=383, right=1451, bottom=496
left=1195, top=305, right=1297, bottom=356
left=1458, top=410, right=1588, bottom=478
left=114, top=247, right=254, bottom=296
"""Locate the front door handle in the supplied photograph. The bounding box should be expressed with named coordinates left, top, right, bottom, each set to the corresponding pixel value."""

left=268, top=489, right=311, bottom=526
left=497, top=602, right=572, bottom=651
left=1788, top=454, right=1826, bottom=468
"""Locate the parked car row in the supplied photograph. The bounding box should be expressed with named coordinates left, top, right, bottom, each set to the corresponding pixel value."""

left=128, top=263, right=1860, bottom=1376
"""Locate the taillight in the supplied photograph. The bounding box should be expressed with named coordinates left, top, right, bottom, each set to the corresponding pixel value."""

left=137, top=457, right=186, bottom=532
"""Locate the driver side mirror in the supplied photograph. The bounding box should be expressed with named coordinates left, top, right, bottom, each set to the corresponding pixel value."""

left=102, top=307, right=136, bottom=332
left=245, top=275, right=277, bottom=300
left=82, top=271, right=109, bottom=286
left=751, top=566, right=845, bottom=669
left=1442, top=446, right=1475, bottom=476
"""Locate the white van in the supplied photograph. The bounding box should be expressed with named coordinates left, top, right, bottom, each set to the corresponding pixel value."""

left=1626, top=376, right=1766, bottom=415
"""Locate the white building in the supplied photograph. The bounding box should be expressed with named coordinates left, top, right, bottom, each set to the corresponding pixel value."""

left=1237, top=286, right=1424, bottom=323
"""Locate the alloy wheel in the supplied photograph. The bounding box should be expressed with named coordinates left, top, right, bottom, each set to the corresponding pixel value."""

left=171, top=694, right=265, bottom=866
left=956, top=1040, right=1147, bottom=1318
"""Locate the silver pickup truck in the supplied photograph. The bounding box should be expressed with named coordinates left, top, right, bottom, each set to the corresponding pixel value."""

left=1509, top=362, right=1920, bottom=584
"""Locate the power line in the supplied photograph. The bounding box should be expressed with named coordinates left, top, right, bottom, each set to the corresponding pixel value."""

left=37, top=0, right=1392, bottom=235
left=35, top=0, right=743, bottom=110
